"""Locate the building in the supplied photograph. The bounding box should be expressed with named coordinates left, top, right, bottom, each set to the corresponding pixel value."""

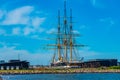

left=0, top=60, right=29, bottom=70
left=69, top=59, right=117, bottom=68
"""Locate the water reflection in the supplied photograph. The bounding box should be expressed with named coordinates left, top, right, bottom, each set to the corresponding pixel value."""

left=2, top=73, right=120, bottom=80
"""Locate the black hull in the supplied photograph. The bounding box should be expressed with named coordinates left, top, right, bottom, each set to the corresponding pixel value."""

left=51, top=62, right=68, bottom=67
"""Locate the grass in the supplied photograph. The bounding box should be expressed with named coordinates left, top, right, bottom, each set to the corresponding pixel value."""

left=109, top=66, right=120, bottom=69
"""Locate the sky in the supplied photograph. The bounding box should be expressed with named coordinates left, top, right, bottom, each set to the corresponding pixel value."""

left=0, top=0, right=120, bottom=65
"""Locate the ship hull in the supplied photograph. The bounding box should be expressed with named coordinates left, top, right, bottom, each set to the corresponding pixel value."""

left=51, top=61, right=81, bottom=68
left=51, top=62, right=67, bottom=67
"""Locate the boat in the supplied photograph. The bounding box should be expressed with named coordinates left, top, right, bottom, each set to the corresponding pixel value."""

left=48, top=1, right=85, bottom=68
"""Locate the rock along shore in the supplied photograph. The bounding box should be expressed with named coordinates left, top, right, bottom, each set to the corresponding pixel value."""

left=0, top=68, right=120, bottom=75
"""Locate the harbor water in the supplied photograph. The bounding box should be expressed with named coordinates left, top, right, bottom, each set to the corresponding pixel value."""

left=2, top=73, right=120, bottom=80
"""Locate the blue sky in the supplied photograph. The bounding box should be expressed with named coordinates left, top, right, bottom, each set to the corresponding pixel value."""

left=0, top=0, right=120, bottom=65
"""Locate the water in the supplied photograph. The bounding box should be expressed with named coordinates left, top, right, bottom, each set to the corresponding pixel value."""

left=1, top=73, right=120, bottom=80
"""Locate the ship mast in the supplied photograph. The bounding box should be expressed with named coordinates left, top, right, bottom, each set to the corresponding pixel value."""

left=49, top=1, right=85, bottom=66
left=63, top=0, right=68, bottom=62
left=70, top=9, right=73, bottom=61
left=57, top=10, right=61, bottom=61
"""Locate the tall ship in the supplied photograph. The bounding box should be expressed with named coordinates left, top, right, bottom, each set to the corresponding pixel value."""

left=48, top=1, right=85, bottom=68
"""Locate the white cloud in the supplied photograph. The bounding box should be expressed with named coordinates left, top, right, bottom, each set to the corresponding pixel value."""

left=2, top=6, right=34, bottom=25
left=0, top=42, right=6, bottom=47
left=91, top=0, right=105, bottom=8
left=32, top=17, right=45, bottom=28
left=79, top=49, right=99, bottom=57
left=12, top=27, right=21, bottom=35
left=0, top=10, right=4, bottom=19
left=23, top=27, right=35, bottom=36
left=31, top=35, right=48, bottom=40
left=0, top=6, right=46, bottom=36
left=99, top=18, right=115, bottom=32
left=0, top=42, right=117, bottom=65
left=72, top=30, right=80, bottom=34
left=100, top=18, right=115, bottom=26
left=31, top=35, right=40, bottom=39
left=0, top=45, right=53, bottom=65
left=0, top=28, right=6, bottom=35
left=37, top=27, right=45, bottom=33
left=78, top=47, right=100, bottom=60
left=46, top=28, right=56, bottom=34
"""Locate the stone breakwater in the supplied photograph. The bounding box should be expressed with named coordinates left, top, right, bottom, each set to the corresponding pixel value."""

left=0, top=68, right=120, bottom=75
